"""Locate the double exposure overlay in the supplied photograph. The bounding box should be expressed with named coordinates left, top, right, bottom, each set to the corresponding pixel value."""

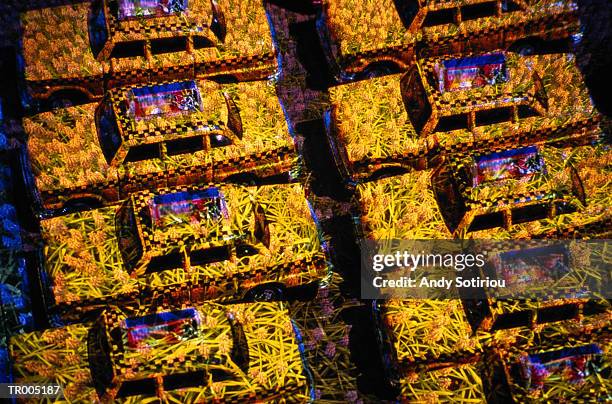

left=0, top=0, right=609, bottom=403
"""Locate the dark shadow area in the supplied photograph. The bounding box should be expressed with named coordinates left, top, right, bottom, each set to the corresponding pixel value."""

left=344, top=305, right=399, bottom=400
left=297, top=119, right=352, bottom=199
left=318, top=214, right=360, bottom=296
left=576, top=0, right=612, bottom=116
left=1, top=148, right=39, bottom=235
left=23, top=251, right=51, bottom=330
left=289, top=20, right=334, bottom=90
left=266, top=0, right=321, bottom=15
left=0, top=47, right=22, bottom=119
left=482, top=349, right=513, bottom=404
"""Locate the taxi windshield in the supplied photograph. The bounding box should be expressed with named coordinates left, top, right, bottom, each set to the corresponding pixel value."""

left=117, top=0, right=188, bottom=20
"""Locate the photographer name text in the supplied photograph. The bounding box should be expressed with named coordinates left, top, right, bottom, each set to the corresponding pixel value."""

left=372, top=275, right=505, bottom=289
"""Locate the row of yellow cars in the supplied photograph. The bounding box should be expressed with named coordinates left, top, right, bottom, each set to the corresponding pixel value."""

left=315, top=1, right=611, bottom=402
left=10, top=1, right=326, bottom=401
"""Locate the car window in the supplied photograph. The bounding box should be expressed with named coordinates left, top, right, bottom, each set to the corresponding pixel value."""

left=422, top=8, right=455, bottom=27
left=89, top=0, right=110, bottom=57
left=475, top=106, right=513, bottom=127
left=432, top=165, right=464, bottom=233
left=110, top=40, right=146, bottom=59
left=146, top=251, right=184, bottom=273
left=87, top=322, right=114, bottom=398
left=533, top=74, right=549, bottom=110
left=166, top=135, right=205, bottom=156
left=209, top=133, right=232, bottom=148
left=151, top=37, right=188, bottom=55
left=422, top=1, right=520, bottom=27
left=517, top=104, right=540, bottom=119
left=511, top=204, right=550, bottom=225
left=433, top=114, right=469, bottom=132
left=163, top=370, right=206, bottom=390
left=516, top=344, right=603, bottom=390
left=461, top=1, right=498, bottom=21
left=190, top=246, right=231, bottom=266
left=116, top=378, right=156, bottom=398
left=235, top=244, right=259, bottom=258
left=468, top=211, right=505, bottom=232
left=502, top=0, right=522, bottom=13
left=229, top=318, right=249, bottom=372
left=96, top=100, right=122, bottom=164
left=401, top=69, right=431, bottom=134
left=115, top=200, right=144, bottom=270
left=493, top=244, right=570, bottom=288
left=193, top=36, right=215, bottom=49
left=394, top=0, right=421, bottom=28
left=124, top=143, right=162, bottom=162
left=209, top=0, right=226, bottom=41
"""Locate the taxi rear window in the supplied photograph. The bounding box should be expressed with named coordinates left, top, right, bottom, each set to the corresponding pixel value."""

left=123, top=308, right=200, bottom=349
left=117, top=0, right=188, bottom=20
left=472, top=146, right=545, bottom=187
left=435, top=53, right=508, bottom=93
left=127, top=81, right=201, bottom=121
left=149, top=187, right=227, bottom=230
left=519, top=344, right=604, bottom=390
left=494, top=244, right=570, bottom=291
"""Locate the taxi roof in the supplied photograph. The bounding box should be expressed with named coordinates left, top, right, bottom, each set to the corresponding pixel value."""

left=415, top=51, right=546, bottom=117
left=447, top=146, right=575, bottom=207
left=101, top=304, right=236, bottom=380
left=126, top=182, right=315, bottom=259
left=108, top=80, right=236, bottom=146
left=130, top=185, right=235, bottom=252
